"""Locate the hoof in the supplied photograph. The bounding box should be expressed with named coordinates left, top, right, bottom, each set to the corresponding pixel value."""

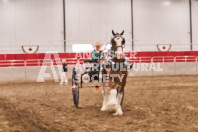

left=113, top=112, right=123, bottom=116
left=101, top=105, right=107, bottom=111
left=106, top=104, right=117, bottom=112
left=113, top=108, right=123, bottom=116
left=106, top=97, right=118, bottom=112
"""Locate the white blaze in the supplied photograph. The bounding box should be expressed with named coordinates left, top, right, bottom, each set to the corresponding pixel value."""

left=114, top=37, right=123, bottom=59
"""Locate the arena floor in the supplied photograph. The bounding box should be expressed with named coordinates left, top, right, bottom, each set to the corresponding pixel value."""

left=0, top=76, right=198, bottom=132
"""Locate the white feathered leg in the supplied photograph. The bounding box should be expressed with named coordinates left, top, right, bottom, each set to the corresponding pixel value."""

left=101, top=83, right=108, bottom=111
left=106, top=89, right=118, bottom=112
left=113, top=92, right=123, bottom=116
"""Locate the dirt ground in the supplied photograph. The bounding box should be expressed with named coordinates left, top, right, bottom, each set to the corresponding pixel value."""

left=0, top=76, right=198, bottom=132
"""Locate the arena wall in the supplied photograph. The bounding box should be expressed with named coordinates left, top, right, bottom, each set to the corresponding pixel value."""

left=0, top=51, right=197, bottom=82
left=0, top=62, right=197, bottom=82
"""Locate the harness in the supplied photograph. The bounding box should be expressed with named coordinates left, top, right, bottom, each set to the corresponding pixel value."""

left=104, top=48, right=131, bottom=70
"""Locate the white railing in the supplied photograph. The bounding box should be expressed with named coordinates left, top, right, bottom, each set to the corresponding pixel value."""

left=0, top=56, right=197, bottom=67
left=0, top=56, right=197, bottom=81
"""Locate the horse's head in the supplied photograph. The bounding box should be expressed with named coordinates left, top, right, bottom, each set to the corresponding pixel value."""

left=111, top=30, right=125, bottom=60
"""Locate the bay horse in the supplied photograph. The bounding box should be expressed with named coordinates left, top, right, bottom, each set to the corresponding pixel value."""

left=101, top=30, right=129, bottom=116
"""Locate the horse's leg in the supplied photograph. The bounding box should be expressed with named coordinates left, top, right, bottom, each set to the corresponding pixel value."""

left=100, top=67, right=107, bottom=111
left=113, top=73, right=127, bottom=116
left=101, top=82, right=108, bottom=111
left=106, top=71, right=118, bottom=112
left=113, top=90, right=124, bottom=116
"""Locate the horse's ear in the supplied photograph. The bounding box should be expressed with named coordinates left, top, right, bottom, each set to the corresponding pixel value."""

left=112, top=30, right=116, bottom=36
left=120, top=30, right=124, bottom=35
left=122, top=38, right=125, bottom=45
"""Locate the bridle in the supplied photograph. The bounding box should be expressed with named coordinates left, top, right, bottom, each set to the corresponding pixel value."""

left=111, top=35, right=125, bottom=57
left=112, top=45, right=124, bottom=52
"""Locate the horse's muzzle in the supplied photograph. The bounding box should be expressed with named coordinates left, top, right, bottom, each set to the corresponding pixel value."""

left=115, top=51, right=123, bottom=59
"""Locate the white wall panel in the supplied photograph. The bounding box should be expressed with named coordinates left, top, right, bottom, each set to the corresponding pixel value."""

left=66, top=0, right=132, bottom=52
left=192, top=0, right=198, bottom=50
left=0, top=0, right=64, bottom=53
left=0, top=62, right=197, bottom=81
left=133, top=0, right=191, bottom=51
left=0, top=0, right=196, bottom=53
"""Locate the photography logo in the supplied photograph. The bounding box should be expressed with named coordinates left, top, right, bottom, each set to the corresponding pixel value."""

left=37, top=51, right=163, bottom=83
left=37, top=51, right=62, bottom=82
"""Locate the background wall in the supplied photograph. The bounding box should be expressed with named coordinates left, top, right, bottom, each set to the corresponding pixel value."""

left=133, top=0, right=191, bottom=51
left=0, top=0, right=64, bottom=53
left=0, top=0, right=198, bottom=53
left=65, top=0, right=132, bottom=52
left=192, top=0, right=198, bottom=50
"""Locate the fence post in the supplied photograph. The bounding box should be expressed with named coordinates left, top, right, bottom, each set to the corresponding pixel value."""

left=174, top=56, right=176, bottom=75
left=151, top=57, right=153, bottom=76
left=196, top=57, right=198, bottom=75
left=25, top=60, right=27, bottom=80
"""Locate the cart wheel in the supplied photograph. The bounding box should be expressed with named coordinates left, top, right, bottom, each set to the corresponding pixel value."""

left=72, top=68, right=79, bottom=108
left=72, top=84, right=79, bottom=108
left=117, top=86, right=124, bottom=105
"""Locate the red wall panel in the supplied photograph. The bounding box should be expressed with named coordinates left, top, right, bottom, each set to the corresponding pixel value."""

left=0, top=51, right=198, bottom=61
left=0, top=54, right=5, bottom=60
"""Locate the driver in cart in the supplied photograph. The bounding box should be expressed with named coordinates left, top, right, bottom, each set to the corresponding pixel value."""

left=91, top=41, right=105, bottom=82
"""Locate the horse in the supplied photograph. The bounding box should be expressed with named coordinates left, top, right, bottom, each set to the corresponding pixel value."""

left=100, top=30, right=129, bottom=116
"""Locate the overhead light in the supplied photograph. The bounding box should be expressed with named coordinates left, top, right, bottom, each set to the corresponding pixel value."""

left=72, top=44, right=94, bottom=53
left=164, top=1, right=171, bottom=6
